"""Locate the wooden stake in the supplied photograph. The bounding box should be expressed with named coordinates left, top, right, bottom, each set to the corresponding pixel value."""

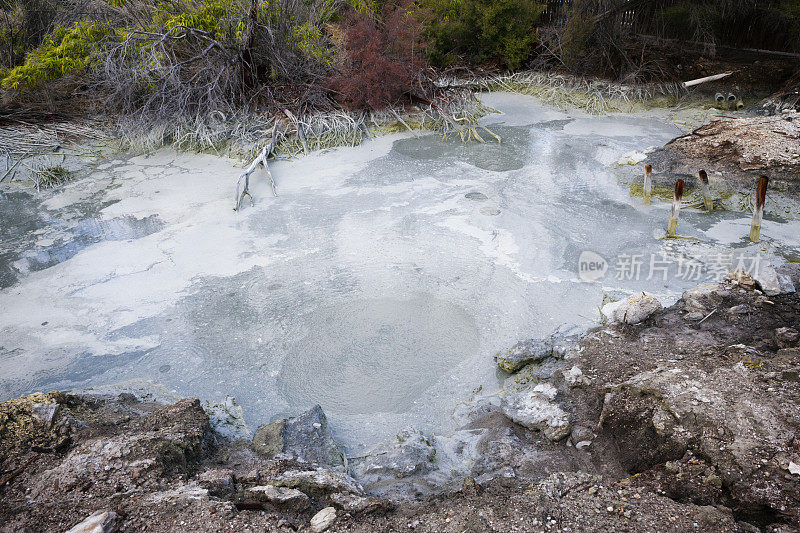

left=698, top=169, right=713, bottom=212
left=749, top=176, right=769, bottom=242
left=643, top=164, right=653, bottom=205
left=667, top=179, right=684, bottom=237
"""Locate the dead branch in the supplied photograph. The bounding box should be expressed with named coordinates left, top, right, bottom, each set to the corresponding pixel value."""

left=235, top=123, right=278, bottom=211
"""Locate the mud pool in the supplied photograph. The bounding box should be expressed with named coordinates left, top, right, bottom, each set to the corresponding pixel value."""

left=1, top=93, right=798, bottom=453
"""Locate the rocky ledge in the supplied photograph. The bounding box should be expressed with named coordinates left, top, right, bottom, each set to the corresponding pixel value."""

left=646, top=112, right=800, bottom=192
left=1, top=267, right=800, bottom=532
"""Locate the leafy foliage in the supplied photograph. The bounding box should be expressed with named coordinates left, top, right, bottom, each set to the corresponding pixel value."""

left=329, top=0, right=427, bottom=110
left=155, top=0, right=245, bottom=42
left=418, top=0, right=545, bottom=70
left=1, top=21, right=116, bottom=90
left=655, top=0, right=800, bottom=52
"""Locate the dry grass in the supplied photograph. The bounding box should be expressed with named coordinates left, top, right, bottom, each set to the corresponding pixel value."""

left=442, top=70, right=685, bottom=114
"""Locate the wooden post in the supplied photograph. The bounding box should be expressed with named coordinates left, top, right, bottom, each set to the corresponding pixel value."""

left=643, top=164, right=653, bottom=205
left=667, top=179, right=684, bottom=237
left=749, top=176, right=769, bottom=243
left=698, top=169, right=713, bottom=212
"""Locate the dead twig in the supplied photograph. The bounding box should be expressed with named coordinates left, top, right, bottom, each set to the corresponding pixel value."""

left=0, top=455, right=37, bottom=490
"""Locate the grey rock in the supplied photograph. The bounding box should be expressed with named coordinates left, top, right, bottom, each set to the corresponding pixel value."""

left=328, top=492, right=393, bottom=514
left=253, top=405, right=345, bottom=467
left=32, top=402, right=60, bottom=426
left=753, top=262, right=795, bottom=296
left=775, top=327, right=799, bottom=348
left=501, top=391, right=570, bottom=441
left=682, top=283, right=729, bottom=313
left=203, top=396, right=249, bottom=440
left=196, top=469, right=235, bottom=496
left=495, top=324, right=583, bottom=373
left=601, top=365, right=798, bottom=518
left=602, top=294, right=662, bottom=325
left=310, top=507, right=336, bottom=533
left=563, top=366, right=589, bottom=387
left=64, top=510, right=117, bottom=533
left=569, top=425, right=594, bottom=446
left=245, top=485, right=310, bottom=510
left=36, top=399, right=208, bottom=496
left=270, top=468, right=363, bottom=496
left=351, top=428, right=436, bottom=481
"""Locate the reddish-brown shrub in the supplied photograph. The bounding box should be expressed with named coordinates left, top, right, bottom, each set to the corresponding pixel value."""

left=328, top=0, right=427, bottom=110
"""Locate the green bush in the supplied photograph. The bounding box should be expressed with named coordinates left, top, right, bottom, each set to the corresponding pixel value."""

left=1, top=21, right=116, bottom=90
left=156, top=0, right=245, bottom=42
left=561, top=10, right=595, bottom=71
left=419, top=0, right=545, bottom=70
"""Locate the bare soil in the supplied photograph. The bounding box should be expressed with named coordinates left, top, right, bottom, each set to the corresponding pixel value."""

left=1, top=264, right=799, bottom=533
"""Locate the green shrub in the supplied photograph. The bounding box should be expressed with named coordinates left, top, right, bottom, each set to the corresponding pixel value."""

left=658, top=3, right=693, bottom=37
left=293, top=21, right=334, bottom=66
left=561, top=10, right=595, bottom=71
left=419, top=0, right=545, bottom=70
left=156, top=0, right=244, bottom=42
left=1, top=21, right=116, bottom=90
left=0, top=23, right=29, bottom=69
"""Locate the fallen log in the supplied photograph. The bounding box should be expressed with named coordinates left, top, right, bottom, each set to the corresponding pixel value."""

left=234, top=124, right=278, bottom=211
left=683, top=72, right=734, bottom=89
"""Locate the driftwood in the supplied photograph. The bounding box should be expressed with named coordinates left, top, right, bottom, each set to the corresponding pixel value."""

left=683, top=72, right=734, bottom=88
left=434, top=105, right=500, bottom=144
left=234, top=124, right=278, bottom=211
left=232, top=98, right=499, bottom=209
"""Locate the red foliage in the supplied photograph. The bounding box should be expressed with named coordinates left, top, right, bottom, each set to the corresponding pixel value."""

left=329, top=0, right=427, bottom=110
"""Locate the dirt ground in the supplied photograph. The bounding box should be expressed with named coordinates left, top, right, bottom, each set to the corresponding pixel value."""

left=646, top=111, right=800, bottom=191
left=1, top=264, right=799, bottom=533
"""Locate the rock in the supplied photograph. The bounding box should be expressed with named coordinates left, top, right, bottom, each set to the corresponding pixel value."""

left=329, top=492, right=393, bottom=514
left=752, top=263, right=795, bottom=296
left=602, top=294, right=662, bottom=325
left=35, top=398, right=209, bottom=496
left=682, top=283, right=729, bottom=314
left=601, top=365, right=799, bottom=522
left=244, top=485, right=310, bottom=510
left=777, top=262, right=800, bottom=289
left=252, top=419, right=284, bottom=458
left=203, top=396, right=249, bottom=440
left=789, top=462, right=800, bottom=476
left=782, top=369, right=800, bottom=382
left=270, top=468, right=363, bottom=496
left=495, top=324, right=582, bottom=373
left=725, top=270, right=756, bottom=290
left=253, top=405, right=345, bottom=467
left=352, top=428, right=436, bottom=481
left=64, top=510, right=117, bottom=533
left=31, top=402, right=60, bottom=426
left=563, top=366, right=589, bottom=387
left=501, top=391, right=570, bottom=441
left=144, top=483, right=209, bottom=504
left=775, top=327, right=799, bottom=348
left=310, top=507, right=337, bottom=533
left=196, top=469, right=235, bottom=497
left=532, top=383, right=558, bottom=400
left=570, top=425, right=594, bottom=446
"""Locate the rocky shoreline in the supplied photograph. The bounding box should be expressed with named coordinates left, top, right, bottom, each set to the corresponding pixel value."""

left=2, top=263, right=799, bottom=532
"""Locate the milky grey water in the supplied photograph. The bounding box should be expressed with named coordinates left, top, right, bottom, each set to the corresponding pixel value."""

left=1, top=93, right=798, bottom=452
